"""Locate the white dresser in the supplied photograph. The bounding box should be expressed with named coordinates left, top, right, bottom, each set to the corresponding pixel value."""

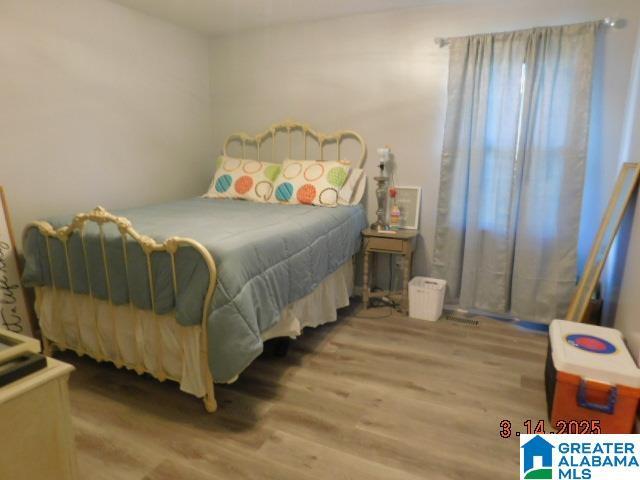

left=0, top=356, right=78, bottom=480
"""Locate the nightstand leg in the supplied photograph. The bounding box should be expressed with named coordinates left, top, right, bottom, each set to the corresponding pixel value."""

left=402, top=253, right=412, bottom=315
left=363, top=250, right=370, bottom=308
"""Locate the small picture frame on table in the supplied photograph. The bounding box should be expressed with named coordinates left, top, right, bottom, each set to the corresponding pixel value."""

left=388, top=186, right=421, bottom=229
left=0, top=328, right=45, bottom=386
left=0, top=328, right=41, bottom=363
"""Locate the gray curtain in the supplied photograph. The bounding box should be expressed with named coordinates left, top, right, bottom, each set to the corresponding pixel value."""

left=432, top=22, right=598, bottom=322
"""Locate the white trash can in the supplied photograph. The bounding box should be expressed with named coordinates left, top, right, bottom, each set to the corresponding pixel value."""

left=409, top=277, right=447, bottom=321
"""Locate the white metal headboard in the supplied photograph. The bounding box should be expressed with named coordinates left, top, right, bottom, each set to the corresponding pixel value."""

left=223, top=120, right=367, bottom=168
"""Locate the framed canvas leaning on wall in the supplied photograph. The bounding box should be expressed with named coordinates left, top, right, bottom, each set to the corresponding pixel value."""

left=0, top=186, right=35, bottom=336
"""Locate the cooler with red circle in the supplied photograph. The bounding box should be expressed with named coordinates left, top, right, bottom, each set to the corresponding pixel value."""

left=545, top=320, right=640, bottom=433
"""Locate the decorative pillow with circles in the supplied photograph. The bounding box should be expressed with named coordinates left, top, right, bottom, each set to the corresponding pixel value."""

left=204, top=155, right=281, bottom=202
left=270, top=159, right=351, bottom=206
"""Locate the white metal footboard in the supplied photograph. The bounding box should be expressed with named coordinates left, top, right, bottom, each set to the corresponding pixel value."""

left=25, top=206, right=218, bottom=412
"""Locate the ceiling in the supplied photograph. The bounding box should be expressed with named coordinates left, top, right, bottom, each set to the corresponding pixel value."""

left=110, top=0, right=456, bottom=36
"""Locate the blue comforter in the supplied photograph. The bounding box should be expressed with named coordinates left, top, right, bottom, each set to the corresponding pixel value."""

left=22, top=198, right=367, bottom=382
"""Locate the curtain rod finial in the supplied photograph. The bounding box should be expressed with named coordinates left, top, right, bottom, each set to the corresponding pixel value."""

left=603, top=17, right=623, bottom=28
left=434, top=37, right=449, bottom=48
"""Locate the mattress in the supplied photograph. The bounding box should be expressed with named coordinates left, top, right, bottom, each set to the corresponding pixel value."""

left=22, top=198, right=367, bottom=382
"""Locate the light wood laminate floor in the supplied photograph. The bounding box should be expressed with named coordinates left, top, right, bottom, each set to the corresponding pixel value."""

left=61, top=305, right=549, bottom=480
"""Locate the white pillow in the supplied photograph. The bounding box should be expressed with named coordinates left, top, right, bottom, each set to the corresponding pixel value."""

left=338, top=168, right=366, bottom=206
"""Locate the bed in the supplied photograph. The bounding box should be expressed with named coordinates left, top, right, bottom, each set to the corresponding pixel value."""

left=21, top=121, right=368, bottom=412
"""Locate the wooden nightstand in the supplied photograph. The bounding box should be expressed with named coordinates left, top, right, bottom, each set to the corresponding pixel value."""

left=362, top=228, right=418, bottom=314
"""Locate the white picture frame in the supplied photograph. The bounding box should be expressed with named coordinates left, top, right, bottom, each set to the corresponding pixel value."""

left=389, top=186, right=421, bottom=230
left=0, top=186, right=34, bottom=336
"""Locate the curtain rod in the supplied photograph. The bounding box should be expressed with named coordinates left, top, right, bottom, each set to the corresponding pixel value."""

left=434, top=17, right=623, bottom=48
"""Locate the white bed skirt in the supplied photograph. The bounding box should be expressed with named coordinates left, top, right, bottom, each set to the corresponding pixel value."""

left=35, top=260, right=353, bottom=397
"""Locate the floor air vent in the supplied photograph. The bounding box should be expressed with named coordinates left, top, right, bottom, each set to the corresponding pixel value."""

left=443, top=315, right=480, bottom=326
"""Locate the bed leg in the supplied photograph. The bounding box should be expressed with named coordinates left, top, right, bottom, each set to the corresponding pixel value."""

left=203, top=389, right=217, bottom=413
left=42, top=336, right=54, bottom=357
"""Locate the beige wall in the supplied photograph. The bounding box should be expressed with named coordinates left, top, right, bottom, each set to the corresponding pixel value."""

left=209, top=0, right=640, bottom=278
left=613, top=25, right=640, bottom=362
left=3, top=0, right=639, bottom=323
left=1, top=0, right=213, bottom=240
left=615, top=200, right=640, bottom=361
